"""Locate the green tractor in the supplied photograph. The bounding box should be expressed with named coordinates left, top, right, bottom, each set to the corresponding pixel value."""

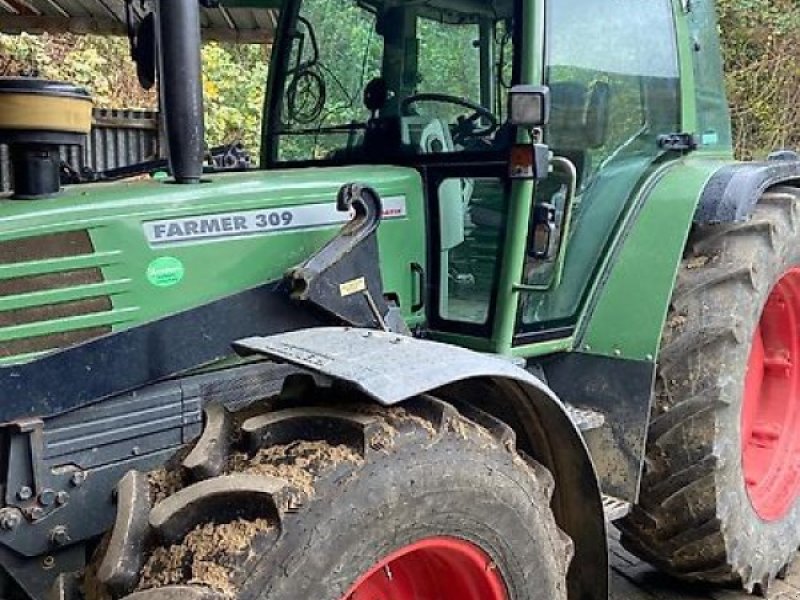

left=0, top=0, right=798, bottom=598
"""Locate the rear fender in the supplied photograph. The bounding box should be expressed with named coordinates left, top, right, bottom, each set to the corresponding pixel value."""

left=235, top=327, right=608, bottom=600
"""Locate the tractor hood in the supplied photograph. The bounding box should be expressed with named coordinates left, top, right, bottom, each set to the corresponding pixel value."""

left=0, top=166, right=420, bottom=233
left=0, top=166, right=426, bottom=365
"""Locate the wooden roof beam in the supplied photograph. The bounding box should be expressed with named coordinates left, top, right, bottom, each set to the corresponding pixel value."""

left=0, top=15, right=273, bottom=43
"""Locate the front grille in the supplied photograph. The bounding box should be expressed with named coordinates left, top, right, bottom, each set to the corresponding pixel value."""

left=0, top=230, right=128, bottom=362
left=0, top=230, right=95, bottom=264
left=0, top=267, right=105, bottom=297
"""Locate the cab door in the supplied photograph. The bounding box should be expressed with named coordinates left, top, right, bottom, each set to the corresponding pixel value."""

left=409, top=14, right=520, bottom=347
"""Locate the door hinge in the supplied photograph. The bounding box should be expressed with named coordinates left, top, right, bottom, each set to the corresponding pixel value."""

left=658, top=133, right=698, bottom=153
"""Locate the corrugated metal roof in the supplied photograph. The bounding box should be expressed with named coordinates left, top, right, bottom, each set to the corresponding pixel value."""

left=0, top=0, right=276, bottom=43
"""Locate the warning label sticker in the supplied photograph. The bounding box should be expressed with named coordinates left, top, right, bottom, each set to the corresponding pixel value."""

left=143, top=195, right=407, bottom=246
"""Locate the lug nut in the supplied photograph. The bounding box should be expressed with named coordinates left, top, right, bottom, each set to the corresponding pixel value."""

left=70, top=471, right=86, bottom=487
left=39, top=489, right=56, bottom=507
left=55, top=491, right=69, bottom=506
left=0, top=508, right=21, bottom=531
left=28, top=507, right=44, bottom=521
left=16, top=486, right=32, bottom=501
left=49, top=526, right=70, bottom=547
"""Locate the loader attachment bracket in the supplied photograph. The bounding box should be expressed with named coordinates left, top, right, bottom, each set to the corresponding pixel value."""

left=286, top=184, right=405, bottom=332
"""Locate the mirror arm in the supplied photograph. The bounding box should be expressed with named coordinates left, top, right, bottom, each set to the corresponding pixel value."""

left=513, top=155, right=578, bottom=293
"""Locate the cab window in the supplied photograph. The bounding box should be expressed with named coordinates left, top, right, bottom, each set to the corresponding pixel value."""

left=517, top=0, right=681, bottom=334
left=270, top=0, right=516, bottom=163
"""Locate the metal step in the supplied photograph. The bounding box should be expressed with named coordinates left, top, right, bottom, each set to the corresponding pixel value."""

left=602, top=494, right=631, bottom=522
left=565, top=403, right=606, bottom=432
left=508, top=360, right=607, bottom=433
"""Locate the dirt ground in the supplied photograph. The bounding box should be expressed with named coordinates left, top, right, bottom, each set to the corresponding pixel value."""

left=609, top=528, right=800, bottom=600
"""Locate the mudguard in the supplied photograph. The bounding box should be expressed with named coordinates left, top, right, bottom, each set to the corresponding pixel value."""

left=695, top=159, right=800, bottom=223
left=235, top=327, right=608, bottom=600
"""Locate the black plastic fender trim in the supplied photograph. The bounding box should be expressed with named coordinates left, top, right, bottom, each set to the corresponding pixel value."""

left=0, top=280, right=323, bottom=424
left=695, top=160, right=800, bottom=224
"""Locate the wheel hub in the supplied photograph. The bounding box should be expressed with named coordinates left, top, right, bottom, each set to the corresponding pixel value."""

left=341, top=536, right=509, bottom=600
left=743, top=267, right=800, bottom=520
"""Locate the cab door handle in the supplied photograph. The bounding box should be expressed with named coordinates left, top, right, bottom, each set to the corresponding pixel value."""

left=411, top=262, right=425, bottom=313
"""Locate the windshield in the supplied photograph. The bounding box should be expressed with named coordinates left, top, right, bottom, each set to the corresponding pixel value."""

left=267, top=0, right=517, bottom=163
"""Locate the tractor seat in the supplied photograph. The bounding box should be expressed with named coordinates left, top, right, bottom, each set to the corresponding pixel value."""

left=548, top=80, right=611, bottom=187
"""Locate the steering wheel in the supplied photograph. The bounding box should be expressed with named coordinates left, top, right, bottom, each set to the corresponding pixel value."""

left=400, top=93, right=499, bottom=144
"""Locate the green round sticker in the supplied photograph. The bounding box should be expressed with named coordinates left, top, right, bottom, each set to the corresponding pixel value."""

left=146, top=256, right=185, bottom=287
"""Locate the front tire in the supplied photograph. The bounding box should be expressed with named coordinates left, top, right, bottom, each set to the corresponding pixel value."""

left=619, top=186, right=800, bottom=593
left=91, top=393, right=573, bottom=600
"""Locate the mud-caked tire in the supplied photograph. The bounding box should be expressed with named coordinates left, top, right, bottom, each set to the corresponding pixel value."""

left=619, top=186, right=800, bottom=592
left=90, top=393, right=573, bottom=600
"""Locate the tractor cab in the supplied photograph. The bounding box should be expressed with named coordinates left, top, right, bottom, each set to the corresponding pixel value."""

left=260, top=0, right=695, bottom=353
left=263, top=0, right=522, bottom=335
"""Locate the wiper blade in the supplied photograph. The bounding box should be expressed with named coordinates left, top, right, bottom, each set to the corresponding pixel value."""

left=279, top=123, right=367, bottom=135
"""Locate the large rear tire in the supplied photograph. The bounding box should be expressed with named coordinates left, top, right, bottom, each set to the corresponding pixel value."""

left=89, top=393, right=573, bottom=600
left=619, top=186, right=800, bottom=593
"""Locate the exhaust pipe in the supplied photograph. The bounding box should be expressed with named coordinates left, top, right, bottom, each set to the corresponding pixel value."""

left=156, top=0, right=205, bottom=184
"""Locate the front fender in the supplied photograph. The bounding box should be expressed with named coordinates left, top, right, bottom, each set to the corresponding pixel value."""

left=235, top=327, right=608, bottom=600
left=237, top=327, right=568, bottom=406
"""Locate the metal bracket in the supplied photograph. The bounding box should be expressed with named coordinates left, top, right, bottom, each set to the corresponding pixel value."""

left=5, top=420, right=52, bottom=520
left=0, top=543, right=84, bottom=600
left=657, top=132, right=698, bottom=152
left=286, top=183, right=400, bottom=331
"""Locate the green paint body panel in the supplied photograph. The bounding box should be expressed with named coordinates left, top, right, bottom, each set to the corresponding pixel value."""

left=563, top=0, right=733, bottom=362
left=0, top=167, right=426, bottom=363
left=579, top=156, right=729, bottom=360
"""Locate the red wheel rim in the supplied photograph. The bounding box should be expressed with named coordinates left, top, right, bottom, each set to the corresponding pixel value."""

left=341, top=536, right=509, bottom=600
left=743, top=267, right=800, bottom=521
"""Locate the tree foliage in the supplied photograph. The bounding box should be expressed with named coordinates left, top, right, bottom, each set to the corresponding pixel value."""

left=0, top=33, right=156, bottom=108
left=717, top=0, right=800, bottom=158
left=0, top=33, right=268, bottom=153
left=202, top=42, right=269, bottom=152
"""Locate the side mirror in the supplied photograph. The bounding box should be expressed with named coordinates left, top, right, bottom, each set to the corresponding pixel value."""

left=508, top=85, right=551, bottom=128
